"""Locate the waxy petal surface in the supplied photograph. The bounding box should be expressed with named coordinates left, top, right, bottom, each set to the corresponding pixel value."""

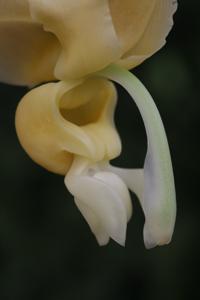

left=15, top=78, right=121, bottom=174
left=65, top=158, right=132, bottom=246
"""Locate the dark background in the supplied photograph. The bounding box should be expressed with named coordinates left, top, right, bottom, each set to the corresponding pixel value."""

left=0, top=1, right=199, bottom=299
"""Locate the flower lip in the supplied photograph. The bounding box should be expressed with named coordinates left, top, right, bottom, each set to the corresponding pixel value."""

left=65, top=157, right=133, bottom=246
left=59, top=78, right=113, bottom=127
left=15, top=77, right=121, bottom=175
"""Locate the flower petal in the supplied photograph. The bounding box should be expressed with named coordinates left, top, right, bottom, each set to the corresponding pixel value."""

left=0, top=0, right=30, bottom=20
left=30, top=0, right=121, bottom=80
left=74, top=197, right=110, bottom=246
left=65, top=157, right=132, bottom=246
left=118, top=0, right=178, bottom=69
left=109, top=0, right=156, bottom=52
left=95, top=171, right=132, bottom=222
left=0, top=0, right=60, bottom=86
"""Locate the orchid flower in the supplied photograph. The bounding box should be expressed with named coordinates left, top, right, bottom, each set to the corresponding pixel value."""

left=0, top=0, right=177, bottom=248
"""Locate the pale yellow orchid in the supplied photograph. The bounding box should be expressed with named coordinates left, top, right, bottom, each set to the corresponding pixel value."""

left=0, top=0, right=177, bottom=247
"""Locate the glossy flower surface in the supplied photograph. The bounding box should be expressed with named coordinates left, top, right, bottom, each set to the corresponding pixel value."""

left=0, top=0, right=177, bottom=84
left=1, top=0, right=177, bottom=247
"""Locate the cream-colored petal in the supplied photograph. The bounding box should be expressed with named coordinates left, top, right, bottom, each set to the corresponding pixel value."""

left=107, top=165, right=144, bottom=202
left=109, top=0, right=156, bottom=52
left=29, top=0, right=121, bottom=80
left=0, top=0, right=60, bottom=86
left=15, top=78, right=121, bottom=174
left=74, top=197, right=110, bottom=246
left=118, top=0, right=178, bottom=69
left=0, top=21, right=60, bottom=86
left=0, top=0, right=177, bottom=85
left=0, top=0, right=30, bottom=21
left=66, top=173, right=127, bottom=246
left=65, top=157, right=131, bottom=246
left=95, top=171, right=132, bottom=222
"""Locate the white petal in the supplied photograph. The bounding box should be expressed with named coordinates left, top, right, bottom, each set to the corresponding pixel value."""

left=65, top=158, right=132, bottom=246
left=94, top=171, right=132, bottom=222
left=65, top=173, right=126, bottom=246
left=107, top=165, right=144, bottom=202
left=74, top=198, right=110, bottom=246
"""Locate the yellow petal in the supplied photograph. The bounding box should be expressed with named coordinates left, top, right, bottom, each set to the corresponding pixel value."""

left=109, top=0, right=156, bottom=52
left=0, top=0, right=177, bottom=85
left=0, top=0, right=60, bottom=86
left=118, top=0, right=178, bottom=69
left=0, top=0, right=30, bottom=20
left=15, top=78, right=121, bottom=175
left=29, top=0, right=121, bottom=80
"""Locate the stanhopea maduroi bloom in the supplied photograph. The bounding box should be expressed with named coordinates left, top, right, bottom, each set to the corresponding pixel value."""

left=0, top=0, right=177, bottom=248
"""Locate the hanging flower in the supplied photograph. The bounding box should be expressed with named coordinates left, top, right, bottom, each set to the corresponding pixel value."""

left=1, top=0, right=177, bottom=248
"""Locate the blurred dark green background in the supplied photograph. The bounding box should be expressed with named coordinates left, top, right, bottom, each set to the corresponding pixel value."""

left=0, top=2, right=199, bottom=299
